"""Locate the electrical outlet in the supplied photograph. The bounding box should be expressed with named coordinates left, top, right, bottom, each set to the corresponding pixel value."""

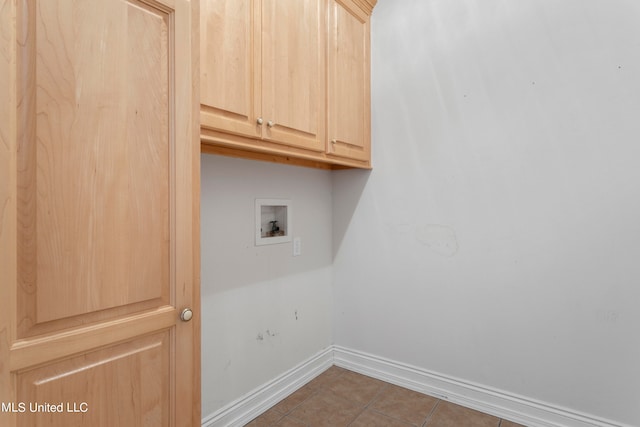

left=293, top=237, right=301, bottom=256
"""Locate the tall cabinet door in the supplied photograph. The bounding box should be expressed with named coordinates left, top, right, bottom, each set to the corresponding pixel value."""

left=261, top=0, right=326, bottom=152
left=0, top=0, right=200, bottom=425
left=327, top=0, right=371, bottom=164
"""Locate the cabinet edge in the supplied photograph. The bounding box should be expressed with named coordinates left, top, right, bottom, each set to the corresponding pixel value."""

left=349, top=0, right=377, bottom=15
left=201, top=141, right=371, bottom=171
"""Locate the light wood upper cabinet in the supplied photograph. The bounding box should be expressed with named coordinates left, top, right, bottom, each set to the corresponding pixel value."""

left=201, top=0, right=376, bottom=169
left=200, top=0, right=260, bottom=139
left=201, top=0, right=325, bottom=153
left=327, top=0, right=373, bottom=164
left=262, top=0, right=325, bottom=152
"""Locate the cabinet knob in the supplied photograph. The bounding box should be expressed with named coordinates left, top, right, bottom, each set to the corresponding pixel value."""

left=256, top=117, right=264, bottom=125
left=267, top=120, right=275, bottom=128
left=180, top=308, right=193, bottom=322
left=331, top=139, right=337, bottom=144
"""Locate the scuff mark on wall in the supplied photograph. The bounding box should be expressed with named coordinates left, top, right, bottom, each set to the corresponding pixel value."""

left=416, top=224, right=459, bottom=257
left=256, top=329, right=279, bottom=344
left=596, top=310, right=621, bottom=324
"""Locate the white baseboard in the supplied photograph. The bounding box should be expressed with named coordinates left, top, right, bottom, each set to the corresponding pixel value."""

left=201, top=345, right=631, bottom=427
left=201, top=347, right=333, bottom=427
left=333, top=346, right=631, bottom=427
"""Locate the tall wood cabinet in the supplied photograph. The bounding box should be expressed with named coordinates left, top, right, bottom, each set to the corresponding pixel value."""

left=200, top=0, right=376, bottom=169
left=0, top=0, right=201, bottom=425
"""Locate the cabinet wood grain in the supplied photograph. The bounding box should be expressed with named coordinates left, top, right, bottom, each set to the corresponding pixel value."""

left=327, top=0, right=372, bottom=163
left=200, top=0, right=376, bottom=169
left=0, top=0, right=201, bottom=425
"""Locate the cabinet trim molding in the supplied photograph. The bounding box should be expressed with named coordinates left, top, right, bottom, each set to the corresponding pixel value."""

left=350, top=0, right=377, bottom=15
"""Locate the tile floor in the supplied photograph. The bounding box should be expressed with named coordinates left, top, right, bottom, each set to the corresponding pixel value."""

left=246, top=366, right=527, bottom=427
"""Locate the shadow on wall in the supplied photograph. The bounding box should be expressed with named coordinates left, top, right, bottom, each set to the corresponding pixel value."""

left=332, top=168, right=372, bottom=260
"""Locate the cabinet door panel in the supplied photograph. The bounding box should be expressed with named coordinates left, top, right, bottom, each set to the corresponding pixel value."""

left=201, top=0, right=261, bottom=138
left=327, top=0, right=371, bottom=163
left=1, top=0, right=200, bottom=425
left=262, top=0, right=325, bottom=151
left=16, top=332, right=170, bottom=427
left=20, top=0, right=170, bottom=329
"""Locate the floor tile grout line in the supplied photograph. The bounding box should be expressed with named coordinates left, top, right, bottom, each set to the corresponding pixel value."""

left=348, top=379, right=445, bottom=427
left=279, top=366, right=359, bottom=426
left=345, top=381, right=390, bottom=427
left=345, top=406, right=367, bottom=427
left=365, top=381, right=436, bottom=427
left=282, top=388, right=320, bottom=417
left=273, top=389, right=313, bottom=416
left=421, top=399, right=441, bottom=427
left=366, top=407, right=422, bottom=426
left=276, top=365, right=347, bottom=418
left=364, top=381, right=390, bottom=410
left=248, top=365, right=527, bottom=427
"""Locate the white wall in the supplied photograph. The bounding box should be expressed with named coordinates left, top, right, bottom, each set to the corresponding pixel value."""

left=201, top=154, right=333, bottom=417
left=333, top=0, right=640, bottom=425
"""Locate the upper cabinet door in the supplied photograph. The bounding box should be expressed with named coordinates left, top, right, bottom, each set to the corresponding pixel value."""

left=261, top=0, right=325, bottom=152
left=327, top=0, right=372, bottom=164
left=200, top=0, right=261, bottom=138
left=199, top=0, right=375, bottom=169
left=0, top=0, right=200, bottom=425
